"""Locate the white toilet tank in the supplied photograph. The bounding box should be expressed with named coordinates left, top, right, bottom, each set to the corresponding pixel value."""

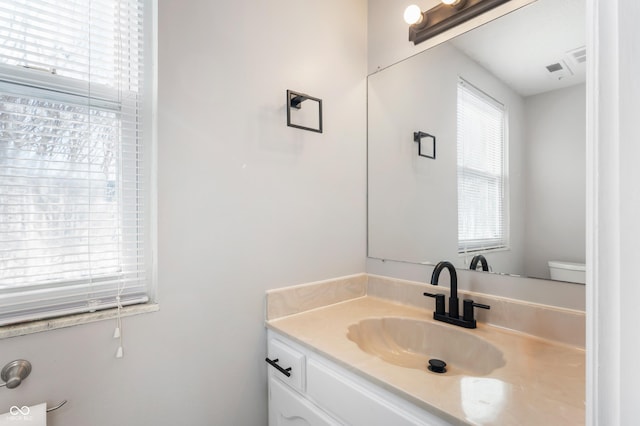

left=548, top=261, right=586, bottom=284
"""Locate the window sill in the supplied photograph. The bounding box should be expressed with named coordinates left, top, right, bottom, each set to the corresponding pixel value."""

left=458, top=245, right=510, bottom=256
left=0, top=303, right=159, bottom=340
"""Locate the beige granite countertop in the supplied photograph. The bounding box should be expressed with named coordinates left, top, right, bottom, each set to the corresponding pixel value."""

left=266, top=295, right=585, bottom=425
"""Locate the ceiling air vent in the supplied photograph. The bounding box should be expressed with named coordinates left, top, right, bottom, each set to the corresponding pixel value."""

left=545, top=60, right=573, bottom=81
left=566, top=46, right=587, bottom=66
left=546, top=63, right=563, bottom=73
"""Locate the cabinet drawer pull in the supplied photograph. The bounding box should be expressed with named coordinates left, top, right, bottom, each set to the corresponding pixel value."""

left=265, top=357, right=292, bottom=377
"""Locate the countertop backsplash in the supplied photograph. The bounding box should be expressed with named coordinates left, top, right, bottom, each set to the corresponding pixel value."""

left=266, top=273, right=585, bottom=349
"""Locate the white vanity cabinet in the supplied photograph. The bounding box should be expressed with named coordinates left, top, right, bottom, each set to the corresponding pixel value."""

left=267, top=334, right=338, bottom=425
left=266, top=330, right=453, bottom=426
left=269, top=376, right=338, bottom=426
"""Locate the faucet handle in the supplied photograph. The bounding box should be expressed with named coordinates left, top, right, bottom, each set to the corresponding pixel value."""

left=462, top=299, right=490, bottom=322
left=423, top=292, right=446, bottom=315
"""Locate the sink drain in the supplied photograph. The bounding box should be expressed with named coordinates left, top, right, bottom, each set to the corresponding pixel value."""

left=428, top=358, right=447, bottom=374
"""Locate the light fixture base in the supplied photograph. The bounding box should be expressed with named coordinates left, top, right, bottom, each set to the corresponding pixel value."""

left=409, top=0, right=511, bottom=45
left=443, top=0, right=469, bottom=10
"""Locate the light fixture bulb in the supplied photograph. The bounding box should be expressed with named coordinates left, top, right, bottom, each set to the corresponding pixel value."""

left=443, top=0, right=467, bottom=6
left=404, top=5, right=424, bottom=25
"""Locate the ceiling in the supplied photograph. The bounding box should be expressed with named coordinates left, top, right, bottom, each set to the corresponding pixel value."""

left=451, top=0, right=586, bottom=97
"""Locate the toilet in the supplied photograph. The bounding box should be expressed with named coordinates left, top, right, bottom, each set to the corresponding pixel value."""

left=548, top=261, right=586, bottom=284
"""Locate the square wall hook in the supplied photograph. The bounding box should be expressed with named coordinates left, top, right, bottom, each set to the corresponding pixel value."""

left=287, top=90, right=323, bottom=133
left=414, top=131, right=436, bottom=159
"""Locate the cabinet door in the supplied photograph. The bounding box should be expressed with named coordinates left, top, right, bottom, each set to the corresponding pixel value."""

left=269, top=377, right=340, bottom=426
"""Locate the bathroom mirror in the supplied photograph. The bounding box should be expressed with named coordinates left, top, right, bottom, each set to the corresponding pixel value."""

left=367, top=0, right=586, bottom=282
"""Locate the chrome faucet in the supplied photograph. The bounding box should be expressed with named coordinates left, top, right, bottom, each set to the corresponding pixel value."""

left=424, top=261, right=490, bottom=329
left=469, top=254, right=489, bottom=271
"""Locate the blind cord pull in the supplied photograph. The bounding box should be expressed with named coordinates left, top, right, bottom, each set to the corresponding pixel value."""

left=114, top=296, right=124, bottom=358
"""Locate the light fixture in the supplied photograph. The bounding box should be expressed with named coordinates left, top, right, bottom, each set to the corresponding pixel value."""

left=406, top=0, right=511, bottom=45
left=441, top=0, right=466, bottom=6
left=403, top=4, right=424, bottom=25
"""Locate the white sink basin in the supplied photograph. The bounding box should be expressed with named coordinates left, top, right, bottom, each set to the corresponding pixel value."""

left=347, top=317, right=506, bottom=376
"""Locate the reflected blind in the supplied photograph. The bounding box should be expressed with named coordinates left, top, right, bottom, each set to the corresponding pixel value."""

left=0, top=0, right=149, bottom=326
left=457, top=78, right=507, bottom=253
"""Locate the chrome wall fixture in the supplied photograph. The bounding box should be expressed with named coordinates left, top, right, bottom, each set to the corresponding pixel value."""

left=405, top=0, right=512, bottom=45
left=1, top=359, right=68, bottom=414
left=0, top=359, right=31, bottom=389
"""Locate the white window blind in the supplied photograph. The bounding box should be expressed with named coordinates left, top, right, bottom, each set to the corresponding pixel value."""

left=0, top=0, right=151, bottom=326
left=457, top=78, right=507, bottom=253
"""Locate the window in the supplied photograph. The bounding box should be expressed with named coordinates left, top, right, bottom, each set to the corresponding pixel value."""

left=456, top=78, right=507, bottom=254
left=0, top=0, right=153, bottom=326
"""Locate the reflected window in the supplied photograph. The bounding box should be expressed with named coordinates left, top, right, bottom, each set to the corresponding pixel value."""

left=456, top=78, right=508, bottom=253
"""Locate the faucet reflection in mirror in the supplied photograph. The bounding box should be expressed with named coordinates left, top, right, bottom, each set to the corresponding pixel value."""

left=424, top=261, right=490, bottom=328
left=470, top=254, right=489, bottom=271
left=405, top=0, right=513, bottom=45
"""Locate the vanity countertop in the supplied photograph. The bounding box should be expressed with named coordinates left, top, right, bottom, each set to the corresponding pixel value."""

left=266, top=295, right=585, bottom=425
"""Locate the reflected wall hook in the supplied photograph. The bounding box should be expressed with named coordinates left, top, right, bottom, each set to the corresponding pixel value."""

left=414, top=131, right=436, bottom=159
left=0, top=360, right=31, bottom=389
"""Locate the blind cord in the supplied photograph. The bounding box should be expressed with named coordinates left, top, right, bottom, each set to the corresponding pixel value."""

left=113, top=0, right=125, bottom=360
left=114, top=296, right=124, bottom=358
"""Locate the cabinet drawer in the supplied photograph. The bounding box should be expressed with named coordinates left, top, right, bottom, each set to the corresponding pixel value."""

left=267, top=337, right=306, bottom=392
left=307, top=359, right=448, bottom=426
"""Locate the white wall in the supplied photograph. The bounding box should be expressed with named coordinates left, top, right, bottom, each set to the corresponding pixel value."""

left=587, top=0, right=640, bottom=423
left=523, top=84, right=586, bottom=279
left=0, top=1, right=367, bottom=425
left=618, top=1, right=640, bottom=421
left=368, top=42, right=527, bottom=275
